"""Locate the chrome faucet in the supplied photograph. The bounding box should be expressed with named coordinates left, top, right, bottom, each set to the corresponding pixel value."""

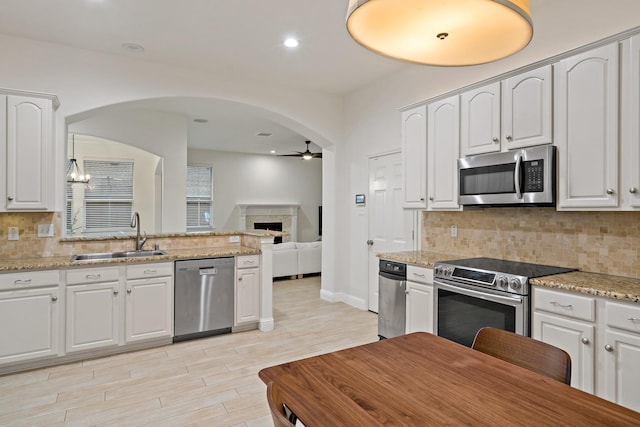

left=130, top=212, right=147, bottom=251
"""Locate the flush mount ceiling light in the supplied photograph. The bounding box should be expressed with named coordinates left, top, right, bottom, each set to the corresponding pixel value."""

left=346, top=0, right=533, bottom=66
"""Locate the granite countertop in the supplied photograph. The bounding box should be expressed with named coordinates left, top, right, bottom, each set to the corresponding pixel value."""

left=0, top=246, right=261, bottom=272
left=378, top=251, right=640, bottom=304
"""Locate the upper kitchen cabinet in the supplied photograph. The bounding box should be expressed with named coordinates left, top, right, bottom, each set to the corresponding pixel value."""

left=502, top=65, right=553, bottom=150
left=555, top=43, right=619, bottom=209
left=401, top=104, right=427, bottom=208
left=621, top=35, right=640, bottom=209
left=461, top=65, right=552, bottom=157
left=460, top=82, right=501, bottom=156
left=0, top=92, right=58, bottom=211
left=427, top=95, right=461, bottom=210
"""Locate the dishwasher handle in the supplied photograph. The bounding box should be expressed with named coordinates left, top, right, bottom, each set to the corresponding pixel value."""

left=199, top=267, right=217, bottom=276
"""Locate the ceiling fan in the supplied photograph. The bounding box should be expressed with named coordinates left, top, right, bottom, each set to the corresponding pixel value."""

left=281, top=140, right=322, bottom=159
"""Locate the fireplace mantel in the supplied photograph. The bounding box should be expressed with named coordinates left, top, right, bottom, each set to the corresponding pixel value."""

left=238, top=204, right=299, bottom=242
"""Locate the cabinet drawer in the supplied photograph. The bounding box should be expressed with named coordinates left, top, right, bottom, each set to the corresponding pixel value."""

left=237, top=255, right=260, bottom=269
left=407, top=266, right=433, bottom=285
left=0, top=270, right=59, bottom=290
left=126, top=262, right=173, bottom=279
left=66, top=266, right=120, bottom=285
left=605, top=301, right=640, bottom=334
left=533, top=287, right=595, bottom=322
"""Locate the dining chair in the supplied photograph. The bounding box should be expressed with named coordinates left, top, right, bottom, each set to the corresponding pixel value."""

left=267, top=381, right=299, bottom=427
left=471, top=327, right=572, bottom=385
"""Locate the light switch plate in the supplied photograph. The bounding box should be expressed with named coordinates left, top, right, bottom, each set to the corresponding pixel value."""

left=8, top=227, right=19, bottom=241
left=38, top=224, right=54, bottom=237
left=229, top=235, right=240, bottom=243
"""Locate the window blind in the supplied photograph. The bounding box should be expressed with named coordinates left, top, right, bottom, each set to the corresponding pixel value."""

left=187, top=164, right=213, bottom=228
left=83, top=160, right=134, bottom=230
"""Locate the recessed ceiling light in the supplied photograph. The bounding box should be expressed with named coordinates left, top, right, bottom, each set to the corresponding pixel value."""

left=122, top=42, right=145, bottom=53
left=193, top=118, right=208, bottom=123
left=284, top=38, right=299, bottom=48
left=270, top=150, right=277, bottom=154
left=256, top=132, right=273, bottom=137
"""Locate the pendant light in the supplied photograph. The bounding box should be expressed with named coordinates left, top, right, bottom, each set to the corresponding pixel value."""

left=66, top=134, right=90, bottom=184
left=346, top=0, right=533, bottom=66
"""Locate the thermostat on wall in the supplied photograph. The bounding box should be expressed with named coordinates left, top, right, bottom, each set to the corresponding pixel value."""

left=355, top=194, right=365, bottom=205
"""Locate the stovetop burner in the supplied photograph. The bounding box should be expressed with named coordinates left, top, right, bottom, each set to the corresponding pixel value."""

left=439, top=257, right=576, bottom=278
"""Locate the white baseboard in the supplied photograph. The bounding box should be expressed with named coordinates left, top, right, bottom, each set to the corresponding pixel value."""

left=259, top=317, right=275, bottom=332
left=320, top=289, right=367, bottom=310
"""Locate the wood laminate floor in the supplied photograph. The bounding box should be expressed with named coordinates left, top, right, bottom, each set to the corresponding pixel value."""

left=0, top=276, right=378, bottom=427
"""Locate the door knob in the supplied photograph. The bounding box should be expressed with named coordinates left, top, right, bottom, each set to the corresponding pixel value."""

left=367, top=240, right=374, bottom=246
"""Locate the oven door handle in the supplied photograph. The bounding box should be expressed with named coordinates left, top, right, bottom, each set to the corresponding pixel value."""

left=514, top=153, right=523, bottom=199
left=435, top=280, right=524, bottom=305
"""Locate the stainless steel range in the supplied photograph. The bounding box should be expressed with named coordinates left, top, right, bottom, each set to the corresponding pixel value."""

left=433, top=257, right=575, bottom=347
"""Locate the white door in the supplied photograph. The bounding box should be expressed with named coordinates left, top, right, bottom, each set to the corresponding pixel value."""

left=368, top=152, right=414, bottom=312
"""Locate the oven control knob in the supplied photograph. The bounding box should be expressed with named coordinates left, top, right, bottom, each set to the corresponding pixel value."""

left=497, top=276, right=508, bottom=288
left=435, top=266, right=442, bottom=275
left=446, top=267, right=454, bottom=276
left=510, top=278, right=523, bottom=290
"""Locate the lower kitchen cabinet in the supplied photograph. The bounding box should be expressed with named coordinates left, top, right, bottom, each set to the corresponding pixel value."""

left=405, top=266, right=434, bottom=334
left=0, top=286, right=60, bottom=365
left=125, top=263, right=173, bottom=342
left=235, top=255, right=260, bottom=326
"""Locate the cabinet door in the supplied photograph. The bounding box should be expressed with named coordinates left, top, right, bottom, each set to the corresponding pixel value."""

left=461, top=82, right=501, bottom=156
left=502, top=65, right=552, bottom=150
left=555, top=43, right=619, bottom=208
left=125, top=276, right=173, bottom=342
left=0, top=287, right=59, bottom=365
left=401, top=105, right=427, bottom=208
left=405, top=281, right=434, bottom=334
left=5, top=95, right=53, bottom=210
left=236, top=268, right=260, bottom=325
left=532, top=312, right=595, bottom=393
left=623, top=35, right=640, bottom=208
left=427, top=95, right=460, bottom=210
left=602, top=329, right=640, bottom=411
left=66, top=282, right=120, bottom=352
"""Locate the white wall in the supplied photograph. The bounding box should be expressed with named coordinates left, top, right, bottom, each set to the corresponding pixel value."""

left=187, top=149, right=322, bottom=242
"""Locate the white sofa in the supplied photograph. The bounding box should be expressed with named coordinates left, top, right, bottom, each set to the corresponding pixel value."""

left=272, top=241, right=322, bottom=278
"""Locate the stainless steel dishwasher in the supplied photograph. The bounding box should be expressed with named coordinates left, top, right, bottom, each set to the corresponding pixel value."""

left=173, top=257, right=235, bottom=342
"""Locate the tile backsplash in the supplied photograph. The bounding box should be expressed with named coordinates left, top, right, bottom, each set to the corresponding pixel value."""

left=422, top=208, right=640, bottom=278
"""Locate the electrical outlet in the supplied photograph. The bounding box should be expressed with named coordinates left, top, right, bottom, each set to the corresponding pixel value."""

left=229, top=235, right=240, bottom=243
left=451, top=225, right=458, bottom=238
left=38, top=224, right=54, bottom=237
left=8, top=227, right=19, bottom=241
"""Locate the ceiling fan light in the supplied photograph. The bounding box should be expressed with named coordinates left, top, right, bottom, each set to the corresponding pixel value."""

left=346, top=0, right=533, bottom=66
left=303, top=153, right=313, bottom=160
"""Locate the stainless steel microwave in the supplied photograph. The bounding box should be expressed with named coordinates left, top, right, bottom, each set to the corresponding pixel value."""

left=458, top=145, right=556, bottom=207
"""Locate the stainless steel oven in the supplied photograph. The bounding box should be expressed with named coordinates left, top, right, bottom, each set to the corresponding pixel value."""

left=434, top=258, right=575, bottom=347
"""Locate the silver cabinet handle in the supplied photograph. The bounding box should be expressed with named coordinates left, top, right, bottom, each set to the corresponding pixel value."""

left=7, top=196, right=13, bottom=201
left=144, top=269, right=157, bottom=274
left=506, top=135, right=513, bottom=141
left=630, top=187, right=638, bottom=194
left=243, top=260, right=255, bottom=265
left=113, top=290, right=119, bottom=295
left=628, top=317, right=640, bottom=322
left=405, top=289, right=410, bottom=295
left=419, top=198, right=425, bottom=201
left=492, top=137, right=499, bottom=143
left=581, top=337, right=590, bottom=345
left=413, top=273, right=425, bottom=278
left=604, top=344, right=614, bottom=352
left=14, top=279, right=32, bottom=285
left=127, top=288, right=132, bottom=294
left=550, top=301, right=573, bottom=309
left=86, top=274, right=101, bottom=280
left=238, top=277, right=243, bottom=282
left=51, top=296, right=58, bottom=302
left=606, top=188, right=615, bottom=195
left=428, top=196, right=434, bottom=201
left=366, top=240, right=374, bottom=246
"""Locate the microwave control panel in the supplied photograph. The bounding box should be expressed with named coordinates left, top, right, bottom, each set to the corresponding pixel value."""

left=523, top=159, right=544, bottom=192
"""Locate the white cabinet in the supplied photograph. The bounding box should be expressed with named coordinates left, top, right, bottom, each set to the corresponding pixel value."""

left=621, top=35, right=640, bottom=208
left=405, top=266, right=434, bottom=334
left=125, top=263, right=173, bottom=343
left=236, top=255, right=260, bottom=326
left=601, top=301, right=640, bottom=411
left=401, top=105, right=427, bottom=208
left=555, top=43, right=620, bottom=209
left=1, top=94, right=55, bottom=211
left=0, top=270, right=60, bottom=365
left=66, top=266, right=120, bottom=352
left=460, top=82, right=501, bottom=156
left=502, top=65, right=553, bottom=150
left=427, top=95, right=460, bottom=210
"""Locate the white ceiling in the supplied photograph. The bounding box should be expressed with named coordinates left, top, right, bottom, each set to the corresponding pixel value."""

left=1, top=0, right=640, bottom=155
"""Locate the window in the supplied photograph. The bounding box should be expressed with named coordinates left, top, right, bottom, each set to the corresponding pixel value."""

left=83, top=159, right=134, bottom=231
left=187, top=164, right=213, bottom=229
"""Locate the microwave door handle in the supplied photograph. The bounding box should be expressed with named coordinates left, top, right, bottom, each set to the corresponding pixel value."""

left=514, top=153, right=523, bottom=199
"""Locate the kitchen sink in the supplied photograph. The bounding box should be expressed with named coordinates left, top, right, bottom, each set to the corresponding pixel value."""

left=71, top=250, right=168, bottom=262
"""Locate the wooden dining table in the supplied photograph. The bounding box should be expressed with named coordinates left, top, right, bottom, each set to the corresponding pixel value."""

left=259, top=332, right=640, bottom=426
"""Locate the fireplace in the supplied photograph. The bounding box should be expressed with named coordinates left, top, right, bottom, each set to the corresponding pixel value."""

left=254, top=222, right=283, bottom=244
left=238, top=204, right=299, bottom=242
